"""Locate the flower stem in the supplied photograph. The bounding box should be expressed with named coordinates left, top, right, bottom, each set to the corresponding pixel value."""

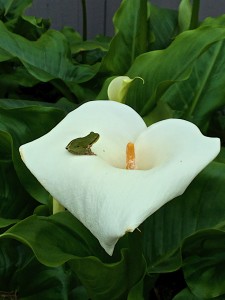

left=81, top=0, right=87, bottom=63
left=81, top=0, right=87, bottom=41
left=52, top=198, right=65, bottom=214
left=189, top=0, right=200, bottom=30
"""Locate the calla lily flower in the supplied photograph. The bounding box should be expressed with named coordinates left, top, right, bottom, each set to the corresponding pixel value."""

left=19, top=101, right=220, bottom=255
left=108, top=76, right=143, bottom=102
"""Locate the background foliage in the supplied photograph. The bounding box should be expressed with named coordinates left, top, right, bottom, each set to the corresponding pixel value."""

left=0, top=0, right=225, bottom=299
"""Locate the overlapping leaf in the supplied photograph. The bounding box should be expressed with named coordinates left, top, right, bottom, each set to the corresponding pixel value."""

left=100, top=0, right=148, bottom=75
left=142, top=161, right=225, bottom=272
left=0, top=21, right=97, bottom=83
left=182, top=230, right=225, bottom=298
left=124, top=16, right=225, bottom=116
left=149, top=39, right=225, bottom=132
left=149, top=4, right=178, bottom=50
left=0, top=0, right=32, bottom=19
left=0, top=212, right=146, bottom=299
left=0, top=100, right=65, bottom=204
left=0, top=239, right=81, bottom=299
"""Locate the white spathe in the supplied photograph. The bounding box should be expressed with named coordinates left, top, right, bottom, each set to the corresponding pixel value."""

left=19, top=101, right=220, bottom=255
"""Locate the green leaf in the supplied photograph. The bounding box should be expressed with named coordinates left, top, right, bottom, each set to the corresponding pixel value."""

left=62, top=27, right=109, bottom=54
left=215, top=147, right=225, bottom=164
left=54, top=97, right=78, bottom=114
left=151, top=39, right=225, bottom=131
left=0, top=239, right=78, bottom=299
left=0, top=63, right=40, bottom=94
left=0, top=98, right=62, bottom=109
left=0, top=131, right=37, bottom=219
left=65, top=81, right=98, bottom=102
left=100, top=0, right=148, bottom=74
left=61, top=26, right=82, bottom=45
left=182, top=230, right=225, bottom=298
left=149, top=4, right=178, bottom=50
left=0, top=100, right=65, bottom=204
left=125, top=16, right=225, bottom=116
left=69, top=286, right=89, bottom=300
left=69, top=251, right=143, bottom=300
left=96, top=76, right=116, bottom=100
left=202, top=14, right=225, bottom=27
left=173, top=288, right=204, bottom=299
left=127, top=275, right=145, bottom=300
left=0, top=0, right=32, bottom=18
left=16, top=259, right=72, bottom=300
left=1, top=212, right=146, bottom=299
left=208, top=106, right=225, bottom=147
left=0, top=21, right=97, bottom=83
left=0, top=218, right=19, bottom=228
left=61, top=27, right=109, bottom=66
left=0, top=0, right=50, bottom=39
left=1, top=212, right=104, bottom=265
left=9, top=15, right=50, bottom=40
left=142, top=162, right=225, bottom=273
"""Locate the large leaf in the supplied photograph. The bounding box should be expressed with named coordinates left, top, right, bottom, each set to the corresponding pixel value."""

left=142, top=161, right=225, bottom=273
left=0, top=212, right=146, bottom=299
left=0, top=218, right=19, bottom=228
left=0, top=152, right=36, bottom=220
left=174, top=288, right=225, bottom=300
left=100, top=0, right=148, bottom=75
left=9, top=15, right=50, bottom=40
left=0, top=100, right=65, bottom=204
left=124, top=15, right=225, bottom=115
left=0, top=0, right=32, bottom=19
left=209, top=109, right=225, bottom=148
left=0, top=0, right=50, bottom=39
left=0, top=129, right=36, bottom=220
left=149, top=4, right=178, bottom=50
left=61, top=27, right=109, bottom=55
left=173, top=288, right=211, bottom=299
left=0, top=239, right=80, bottom=299
left=0, top=61, right=41, bottom=99
left=149, top=39, right=225, bottom=131
left=0, top=21, right=97, bottom=83
left=182, top=230, right=225, bottom=298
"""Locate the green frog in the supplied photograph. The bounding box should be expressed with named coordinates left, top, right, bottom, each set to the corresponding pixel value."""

left=66, top=132, right=100, bottom=155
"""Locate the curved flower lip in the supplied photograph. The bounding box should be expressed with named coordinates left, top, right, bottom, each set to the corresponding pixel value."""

left=108, top=76, right=144, bottom=103
left=19, top=100, right=220, bottom=255
left=108, top=76, right=132, bottom=102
